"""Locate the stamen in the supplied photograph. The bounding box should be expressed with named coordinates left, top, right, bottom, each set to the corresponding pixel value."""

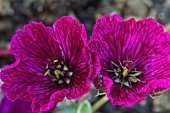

left=106, top=70, right=115, bottom=72
left=57, top=65, right=62, bottom=69
left=112, top=75, right=118, bottom=79
left=111, top=61, right=120, bottom=68
left=114, top=78, right=121, bottom=83
left=65, top=79, right=70, bottom=84
left=119, top=60, right=122, bottom=67
left=52, top=79, right=57, bottom=82
left=61, top=61, right=64, bottom=65
left=68, top=72, right=73, bottom=76
left=44, top=70, right=50, bottom=76
left=129, top=77, right=138, bottom=83
left=63, top=65, right=68, bottom=71
left=121, top=79, right=124, bottom=88
left=58, top=79, right=64, bottom=84
left=53, top=60, right=58, bottom=63
left=124, top=82, right=131, bottom=88
left=54, top=70, right=64, bottom=77
left=128, top=78, right=132, bottom=87
left=46, top=64, right=49, bottom=69
left=130, top=72, right=141, bottom=77
left=54, top=70, right=59, bottom=79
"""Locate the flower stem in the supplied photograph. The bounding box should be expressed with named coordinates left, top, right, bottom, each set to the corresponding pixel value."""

left=92, top=95, right=108, bottom=112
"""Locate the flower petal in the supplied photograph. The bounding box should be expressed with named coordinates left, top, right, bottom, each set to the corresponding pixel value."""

left=66, top=65, right=91, bottom=99
left=0, top=59, right=50, bottom=102
left=84, top=46, right=101, bottom=79
left=53, top=16, right=88, bottom=65
left=104, top=76, right=146, bottom=107
left=139, top=79, right=170, bottom=94
left=28, top=82, right=67, bottom=112
left=10, top=21, right=62, bottom=63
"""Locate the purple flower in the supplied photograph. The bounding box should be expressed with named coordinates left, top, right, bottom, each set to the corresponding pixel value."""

left=88, top=14, right=170, bottom=106
left=0, top=16, right=91, bottom=112
left=0, top=96, right=32, bottom=113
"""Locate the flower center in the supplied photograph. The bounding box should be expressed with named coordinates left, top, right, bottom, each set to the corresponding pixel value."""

left=107, top=61, right=141, bottom=88
left=44, top=60, right=73, bottom=86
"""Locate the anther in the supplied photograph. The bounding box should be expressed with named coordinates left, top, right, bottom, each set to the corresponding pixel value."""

left=44, top=70, right=50, bottom=76
left=52, top=79, right=57, bottom=82
left=63, top=65, right=68, bottom=71
left=46, top=64, right=49, bottom=69
left=65, top=79, right=70, bottom=84
left=58, top=79, right=64, bottom=84
left=124, top=81, right=131, bottom=88
left=129, top=77, right=138, bottom=83
left=57, top=65, right=62, bottom=69
left=53, top=60, right=58, bottom=63
left=68, top=72, right=73, bottom=76
left=54, top=70, right=64, bottom=77
left=54, top=70, right=59, bottom=79
left=114, top=78, right=121, bottom=83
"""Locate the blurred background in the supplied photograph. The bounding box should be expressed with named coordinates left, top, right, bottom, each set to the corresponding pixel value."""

left=1, top=0, right=170, bottom=113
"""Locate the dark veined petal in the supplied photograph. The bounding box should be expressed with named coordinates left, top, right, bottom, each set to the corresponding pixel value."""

left=139, top=79, right=170, bottom=95
left=10, top=21, right=63, bottom=63
left=139, top=60, right=170, bottom=94
left=0, top=59, right=50, bottom=102
left=53, top=16, right=87, bottom=66
left=66, top=68, right=91, bottom=99
left=28, top=83, right=67, bottom=112
left=104, top=77, right=146, bottom=107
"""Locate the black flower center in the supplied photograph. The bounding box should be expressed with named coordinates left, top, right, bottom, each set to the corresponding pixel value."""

left=107, top=61, right=141, bottom=88
left=44, top=60, right=74, bottom=86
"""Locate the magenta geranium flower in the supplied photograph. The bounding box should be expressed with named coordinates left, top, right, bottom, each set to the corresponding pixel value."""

left=88, top=14, right=170, bottom=106
left=0, top=16, right=91, bottom=112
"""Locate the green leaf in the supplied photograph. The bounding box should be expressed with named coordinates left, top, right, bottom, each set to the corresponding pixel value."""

left=77, top=100, right=92, bottom=113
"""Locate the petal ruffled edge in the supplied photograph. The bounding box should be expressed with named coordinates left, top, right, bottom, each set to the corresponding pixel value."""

left=139, top=79, right=170, bottom=95
left=103, top=76, right=146, bottom=107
